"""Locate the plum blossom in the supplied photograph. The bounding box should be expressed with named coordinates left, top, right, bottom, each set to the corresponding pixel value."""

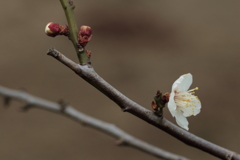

left=167, top=73, right=201, bottom=130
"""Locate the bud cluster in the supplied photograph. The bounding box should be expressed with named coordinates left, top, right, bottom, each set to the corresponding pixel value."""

left=151, top=90, right=169, bottom=115
left=45, top=22, right=93, bottom=57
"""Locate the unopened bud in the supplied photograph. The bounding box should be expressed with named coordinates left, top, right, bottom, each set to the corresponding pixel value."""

left=151, top=101, right=158, bottom=112
left=45, top=22, right=61, bottom=37
left=161, top=92, right=170, bottom=105
left=78, top=25, right=92, bottom=47
left=155, top=90, right=162, bottom=99
left=45, top=22, right=69, bottom=37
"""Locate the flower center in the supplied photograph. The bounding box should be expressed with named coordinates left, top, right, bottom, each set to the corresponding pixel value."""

left=174, top=87, right=200, bottom=108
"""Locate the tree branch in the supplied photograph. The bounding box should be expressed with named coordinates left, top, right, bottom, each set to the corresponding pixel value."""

left=0, top=85, right=188, bottom=160
left=47, top=47, right=240, bottom=160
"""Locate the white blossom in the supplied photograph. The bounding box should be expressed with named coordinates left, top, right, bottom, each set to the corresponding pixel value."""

left=167, top=73, right=201, bottom=130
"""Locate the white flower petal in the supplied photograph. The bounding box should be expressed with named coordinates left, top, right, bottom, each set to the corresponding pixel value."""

left=167, top=91, right=177, bottom=116
left=171, top=76, right=184, bottom=92
left=175, top=110, right=189, bottom=130
left=172, top=73, right=192, bottom=92
left=181, top=97, right=201, bottom=117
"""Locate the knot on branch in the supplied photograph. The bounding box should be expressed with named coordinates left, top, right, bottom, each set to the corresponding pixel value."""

left=58, top=99, right=69, bottom=113
left=3, top=96, right=11, bottom=107
left=47, top=48, right=61, bottom=58
left=20, top=104, right=33, bottom=112
left=116, top=138, right=128, bottom=146
left=68, top=0, right=75, bottom=8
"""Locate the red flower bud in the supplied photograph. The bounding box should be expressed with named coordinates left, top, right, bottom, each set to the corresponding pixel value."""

left=45, top=22, right=61, bottom=37
left=45, top=22, right=69, bottom=37
left=151, top=101, right=158, bottom=111
left=78, top=25, right=92, bottom=47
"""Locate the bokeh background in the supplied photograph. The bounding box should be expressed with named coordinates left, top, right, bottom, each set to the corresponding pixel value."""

left=1, top=0, right=240, bottom=160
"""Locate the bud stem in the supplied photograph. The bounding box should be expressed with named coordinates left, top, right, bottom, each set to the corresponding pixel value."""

left=153, top=90, right=165, bottom=115
left=59, top=0, right=89, bottom=64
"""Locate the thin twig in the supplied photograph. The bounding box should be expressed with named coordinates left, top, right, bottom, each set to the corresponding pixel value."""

left=47, top=48, right=240, bottom=160
left=0, top=85, right=189, bottom=160
left=59, top=0, right=89, bottom=64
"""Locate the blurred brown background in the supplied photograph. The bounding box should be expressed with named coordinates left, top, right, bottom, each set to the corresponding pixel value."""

left=0, top=0, right=240, bottom=160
